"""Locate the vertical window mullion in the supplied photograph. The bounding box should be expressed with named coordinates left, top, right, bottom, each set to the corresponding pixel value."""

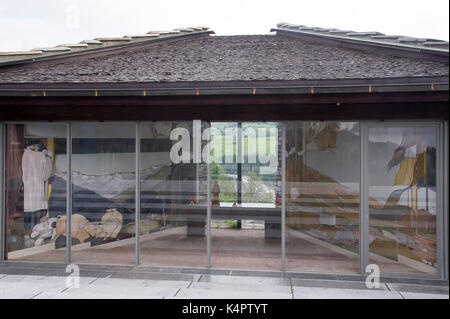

left=444, top=121, right=449, bottom=280
left=281, top=122, right=286, bottom=272
left=207, top=121, right=211, bottom=268
left=135, top=122, right=140, bottom=266
left=437, top=122, right=446, bottom=280
left=66, top=122, right=72, bottom=265
left=0, top=124, right=4, bottom=262
left=360, top=121, right=369, bottom=275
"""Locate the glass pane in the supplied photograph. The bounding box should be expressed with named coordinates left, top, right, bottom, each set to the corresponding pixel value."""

left=285, top=122, right=360, bottom=273
left=139, top=121, right=207, bottom=267
left=210, top=122, right=282, bottom=270
left=368, top=126, right=438, bottom=275
left=5, top=123, right=67, bottom=262
left=70, top=123, right=135, bottom=264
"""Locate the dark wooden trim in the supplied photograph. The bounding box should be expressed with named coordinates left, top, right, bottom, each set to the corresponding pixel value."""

left=0, top=91, right=448, bottom=107
left=0, top=103, right=448, bottom=121
left=0, top=92, right=448, bottom=121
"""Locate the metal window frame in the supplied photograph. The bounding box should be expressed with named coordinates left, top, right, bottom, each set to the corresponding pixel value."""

left=0, top=121, right=70, bottom=264
left=135, top=120, right=211, bottom=268
left=207, top=141, right=211, bottom=268
left=68, top=121, right=137, bottom=265
left=362, top=120, right=445, bottom=280
left=436, top=121, right=444, bottom=280
left=283, top=120, right=362, bottom=275
left=207, top=121, right=286, bottom=271
left=444, top=120, right=449, bottom=281
left=135, top=122, right=140, bottom=266
left=0, top=123, right=4, bottom=261
left=0, top=121, right=71, bottom=264
left=360, top=122, right=369, bottom=275
left=207, top=120, right=212, bottom=268
left=66, top=122, right=71, bottom=264
left=0, top=119, right=446, bottom=281
left=281, top=122, right=286, bottom=272
left=0, top=121, right=138, bottom=265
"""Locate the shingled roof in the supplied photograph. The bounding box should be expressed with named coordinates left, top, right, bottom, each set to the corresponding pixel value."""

left=274, top=23, right=450, bottom=53
left=0, top=24, right=448, bottom=93
left=0, top=26, right=210, bottom=63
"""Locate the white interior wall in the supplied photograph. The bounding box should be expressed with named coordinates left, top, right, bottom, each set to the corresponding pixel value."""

left=55, top=152, right=170, bottom=174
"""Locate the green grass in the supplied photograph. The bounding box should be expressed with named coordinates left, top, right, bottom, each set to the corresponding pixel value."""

left=210, top=123, right=278, bottom=162
left=210, top=136, right=278, bottom=161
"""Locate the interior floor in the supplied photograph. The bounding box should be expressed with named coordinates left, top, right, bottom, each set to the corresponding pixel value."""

left=7, top=226, right=427, bottom=275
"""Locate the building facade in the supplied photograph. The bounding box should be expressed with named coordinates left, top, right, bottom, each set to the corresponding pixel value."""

left=0, top=24, right=448, bottom=281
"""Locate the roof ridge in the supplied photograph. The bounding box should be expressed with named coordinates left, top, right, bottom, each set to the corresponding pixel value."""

left=272, top=23, right=448, bottom=63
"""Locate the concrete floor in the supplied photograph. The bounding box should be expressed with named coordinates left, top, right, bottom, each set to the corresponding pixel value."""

left=0, top=263, right=448, bottom=299
left=8, top=226, right=427, bottom=275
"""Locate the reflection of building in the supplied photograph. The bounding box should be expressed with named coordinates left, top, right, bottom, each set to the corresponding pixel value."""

left=0, top=24, right=448, bottom=282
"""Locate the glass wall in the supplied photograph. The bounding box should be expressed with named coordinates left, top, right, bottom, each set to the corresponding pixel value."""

left=70, top=123, right=136, bottom=264
left=209, top=122, right=282, bottom=270
left=4, top=123, right=67, bottom=262
left=1, top=120, right=445, bottom=278
left=139, top=122, right=208, bottom=267
left=285, top=122, right=360, bottom=274
left=368, top=125, right=439, bottom=275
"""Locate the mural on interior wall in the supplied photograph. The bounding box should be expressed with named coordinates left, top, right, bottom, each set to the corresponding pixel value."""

left=5, top=122, right=201, bottom=261
left=286, top=122, right=363, bottom=262
left=369, top=127, right=437, bottom=272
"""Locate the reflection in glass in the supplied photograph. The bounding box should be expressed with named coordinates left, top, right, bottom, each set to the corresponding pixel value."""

left=285, top=122, right=360, bottom=273
left=139, top=122, right=208, bottom=267
left=368, top=126, right=438, bottom=275
left=70, top=123, right=136, bottom=264
left=2, top=121, right=441, bottom=276
left=5, top=123, right=67, bottom=262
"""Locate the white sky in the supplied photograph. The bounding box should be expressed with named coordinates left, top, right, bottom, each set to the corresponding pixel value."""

left=0, top=0, right=448, bottom=51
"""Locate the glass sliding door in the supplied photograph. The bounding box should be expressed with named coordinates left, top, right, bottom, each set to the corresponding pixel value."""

left=70, top=123, right=136, bottom=264
left=367, top=123, right=440, bottom=276
left=139, top=121, right=208, bottom=267
left=285, top=122, right=360, bottom=274
left=210, top=122, right=282, bottom=270
left=4, top=123, right=67, bottom=262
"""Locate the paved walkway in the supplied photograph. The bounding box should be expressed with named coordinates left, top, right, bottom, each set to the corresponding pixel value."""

left=0, top=263, right=448, bottom=299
